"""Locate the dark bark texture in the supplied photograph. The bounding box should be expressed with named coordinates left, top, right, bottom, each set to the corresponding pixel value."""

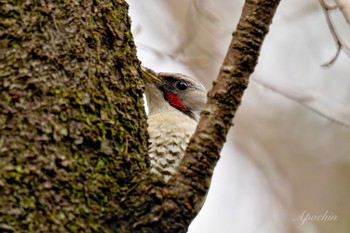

left=0, top=0, right=149, bottom=232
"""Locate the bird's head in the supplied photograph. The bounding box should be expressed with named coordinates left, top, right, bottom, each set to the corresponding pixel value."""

left=142, top=66, right=207, bottom=121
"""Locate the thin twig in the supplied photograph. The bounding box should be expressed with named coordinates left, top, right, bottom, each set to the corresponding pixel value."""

left=319, top=0, right=350, bottom=67
left=253, top=78, right=350, bottom=128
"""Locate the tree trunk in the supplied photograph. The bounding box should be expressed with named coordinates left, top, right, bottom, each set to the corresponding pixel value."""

left=0, top=1, right=149, bottom=232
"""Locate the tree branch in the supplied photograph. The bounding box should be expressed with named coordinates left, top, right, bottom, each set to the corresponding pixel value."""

left=157, top=0, right=282, bottom=231
left=319, top=0, right=350, bottom=67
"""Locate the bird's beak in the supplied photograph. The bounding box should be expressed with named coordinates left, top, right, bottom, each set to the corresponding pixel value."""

left=141, top=66, right=162, bottom=83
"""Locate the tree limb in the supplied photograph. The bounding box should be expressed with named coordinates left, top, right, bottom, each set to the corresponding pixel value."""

left=156, top=0, right=281, bottom=231
left=319, top=0, right=350, bottom=67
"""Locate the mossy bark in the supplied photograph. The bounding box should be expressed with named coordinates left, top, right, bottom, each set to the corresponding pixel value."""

left=0, top=0, right=149, bottom=232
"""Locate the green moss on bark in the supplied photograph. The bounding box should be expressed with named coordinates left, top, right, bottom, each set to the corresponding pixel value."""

left=0, top=0, right=148, bottom=232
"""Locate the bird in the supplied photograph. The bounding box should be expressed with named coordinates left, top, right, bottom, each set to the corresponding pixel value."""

left=142, top=66, right=207, bottom=182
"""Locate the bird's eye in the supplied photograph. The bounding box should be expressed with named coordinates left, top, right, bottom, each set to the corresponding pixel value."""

left=175, top=81, right=189, bottom=90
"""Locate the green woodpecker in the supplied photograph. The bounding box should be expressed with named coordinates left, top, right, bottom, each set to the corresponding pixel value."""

left=142, top=67, right=207, bottom=182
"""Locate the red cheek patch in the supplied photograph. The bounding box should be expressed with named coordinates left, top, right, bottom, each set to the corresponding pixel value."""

left=164, top=91, right=188, bottom=111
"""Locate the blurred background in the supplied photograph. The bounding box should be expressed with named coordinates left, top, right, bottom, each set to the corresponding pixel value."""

left=127, top=0, right=350, bottom=232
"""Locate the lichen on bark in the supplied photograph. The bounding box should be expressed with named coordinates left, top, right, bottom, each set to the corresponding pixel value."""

left=0, top=0, right=148, bottom=232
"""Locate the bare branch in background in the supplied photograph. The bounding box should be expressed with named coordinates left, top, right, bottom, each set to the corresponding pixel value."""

left=335, top=0, right=350, bottom=24
left=319, top=0, right=350, bottom=67
left=253, top=78, right=350, bottom=128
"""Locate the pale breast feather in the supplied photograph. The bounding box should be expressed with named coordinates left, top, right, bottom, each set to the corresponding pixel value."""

left=147, top=111, right=197, bottom=182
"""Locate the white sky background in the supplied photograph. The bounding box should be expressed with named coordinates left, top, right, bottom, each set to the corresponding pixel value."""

left=127, top=1, right=350, bottom=232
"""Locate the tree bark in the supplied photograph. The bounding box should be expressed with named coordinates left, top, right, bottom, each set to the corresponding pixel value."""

left=0, top=1, right=148, bottom=232
left=0, top=0, right=281, bottom=232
